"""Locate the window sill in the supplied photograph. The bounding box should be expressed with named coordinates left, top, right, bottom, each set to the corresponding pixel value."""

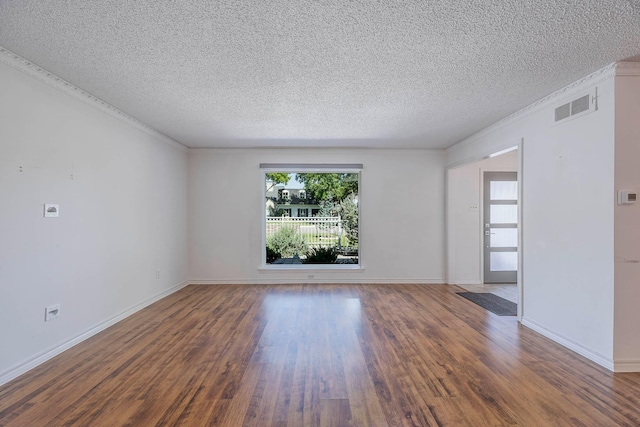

left=259, top=264, right=364, bottom=272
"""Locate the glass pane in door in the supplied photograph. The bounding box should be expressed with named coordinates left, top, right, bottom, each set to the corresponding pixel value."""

left=490, top=252, right=518, bottom=271
left=490, top=181, right=518, bottom=200
left=490, top=228, right=518, bottom=247
left=490, top=205, right=518, bottom=224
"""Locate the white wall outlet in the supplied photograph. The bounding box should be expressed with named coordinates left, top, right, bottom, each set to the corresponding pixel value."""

left=308, top=274, right=314, bottom=279
left=469, top=203, right=479, bottom=211
left=156, top=269, right=160, bottom=279
left=45, top=304, right=61, bottom=321
left=44, top=204, right=59, bottom=218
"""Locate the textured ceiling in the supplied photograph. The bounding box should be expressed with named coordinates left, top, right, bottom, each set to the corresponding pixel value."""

left=1, top=1, right=640, bottom=149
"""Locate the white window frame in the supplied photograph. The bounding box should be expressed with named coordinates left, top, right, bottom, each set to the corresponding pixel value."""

left=260, top=163, right=363, bottom=270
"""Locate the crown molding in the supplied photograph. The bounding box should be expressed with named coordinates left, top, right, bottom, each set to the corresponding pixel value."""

left=614, top=61, right=640, bottom=76
left=0, top=46, right=187, bottom=152
left=451, top=62, right=618, bottom=150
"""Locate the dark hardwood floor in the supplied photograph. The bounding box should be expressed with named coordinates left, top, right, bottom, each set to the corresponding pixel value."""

left=1, top=284, right=639, bottom=426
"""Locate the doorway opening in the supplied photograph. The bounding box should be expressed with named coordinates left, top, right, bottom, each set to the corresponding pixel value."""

left=446, top=142, right=522, bottom=318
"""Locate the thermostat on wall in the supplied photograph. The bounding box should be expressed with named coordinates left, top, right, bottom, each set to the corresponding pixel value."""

left=618, top=191, right=637, bottom=205
left=44, top=204, right=59, bottom=217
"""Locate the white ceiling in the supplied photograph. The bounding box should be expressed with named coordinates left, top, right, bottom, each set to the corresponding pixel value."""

left=1, top=1, right=640, bottom=149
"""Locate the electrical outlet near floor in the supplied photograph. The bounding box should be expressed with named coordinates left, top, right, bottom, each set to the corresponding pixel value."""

left=45, top=304, right=61, bottom=322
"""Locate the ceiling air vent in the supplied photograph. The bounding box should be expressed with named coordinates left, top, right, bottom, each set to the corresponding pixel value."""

left=554, top=92, right=596, bottom=125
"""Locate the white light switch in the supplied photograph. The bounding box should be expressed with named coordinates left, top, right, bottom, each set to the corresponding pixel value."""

left=44, top=204, right=59, bottom=217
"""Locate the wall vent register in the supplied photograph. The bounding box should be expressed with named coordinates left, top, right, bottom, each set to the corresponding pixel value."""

left=554, top=91, right=596, bottom=124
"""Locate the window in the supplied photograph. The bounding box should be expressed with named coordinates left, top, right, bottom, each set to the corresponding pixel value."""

left=262, top=164, right=361, bottom=267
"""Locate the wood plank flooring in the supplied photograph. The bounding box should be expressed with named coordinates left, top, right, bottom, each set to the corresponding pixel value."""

left=1, top=284, right=639, bottom=426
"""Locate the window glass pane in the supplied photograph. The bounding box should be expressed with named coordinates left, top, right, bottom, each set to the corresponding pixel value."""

left=490, top=228, right=517, bottom=247
left=490, top=181, right=518, bottom=200
left=265, top=172, right=359, bottom=265
left=490, top=252, right=518, bottom=271
left=490, top=205, right=517, bottom=224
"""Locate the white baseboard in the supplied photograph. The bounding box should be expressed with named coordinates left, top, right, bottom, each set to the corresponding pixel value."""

left=521, top=318, right=615, bottom=372
left=0, top=280, right=189, bottom=387
left=189, top=278, right=446, bottom=285
left=613, top=360, right=640, bottom=373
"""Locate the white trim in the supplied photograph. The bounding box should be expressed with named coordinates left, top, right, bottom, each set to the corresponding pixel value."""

left=260, top=163, right=363, bottom=172
left=0, top=46, right=187, bottom=152
left=613, top=360, right=640, bottom=373
left=521, top=318, right=614, bottom=372
left=614, top=62, right=640, bottom=77
left=262, top=170, right=268, bottom=267
left=0, top=280, right=190, bottom=387
left=259, top=265, right=364, bottom=271
left=444, top=168, right=451, bottom=284
left=189, top=278, right=446, bottom=285
left=517, top=139, right=524, bottom=321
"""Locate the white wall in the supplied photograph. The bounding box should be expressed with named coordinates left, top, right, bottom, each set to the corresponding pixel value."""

left=447, top=151, right=517, bottom=284
left=446, top=66, right=617, bottom=368
left=189, top=148, right=446, bottom=283
left=0, top=61, right=189, bottom=383
left=613, top=73, right=640, bottom=371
